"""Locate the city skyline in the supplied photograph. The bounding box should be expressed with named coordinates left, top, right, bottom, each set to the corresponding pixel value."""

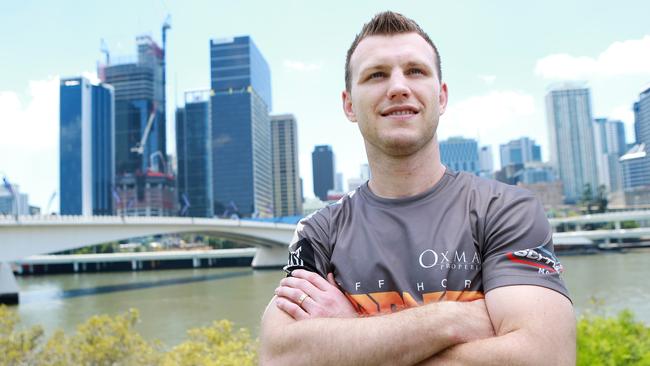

left=2, top=0, right=650, bottom=210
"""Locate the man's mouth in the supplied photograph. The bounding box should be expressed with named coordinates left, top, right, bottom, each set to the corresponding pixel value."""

left=380, top=106, right=420, bottom=117
left=383, top=110, right=418, bottom=116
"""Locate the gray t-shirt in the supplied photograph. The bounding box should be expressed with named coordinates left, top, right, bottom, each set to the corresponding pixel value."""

left=285, top=169, right=570, bottom=315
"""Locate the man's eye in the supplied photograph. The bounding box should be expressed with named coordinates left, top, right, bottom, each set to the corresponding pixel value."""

left=408, top=68, right=424, bottom=75
left=369, top=72, right=385, bottom=79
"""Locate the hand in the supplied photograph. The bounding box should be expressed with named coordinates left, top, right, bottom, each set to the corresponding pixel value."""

left=275, top=269, right=358, bottom=321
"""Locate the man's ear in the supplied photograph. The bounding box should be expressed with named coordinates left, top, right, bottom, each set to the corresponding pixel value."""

left=342, top=90, right=357, bottom=122
left=438, top=82, right=448, bottom=115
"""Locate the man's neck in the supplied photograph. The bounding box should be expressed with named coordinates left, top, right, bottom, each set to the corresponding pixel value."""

left=366, top=138, right=446, bottom=199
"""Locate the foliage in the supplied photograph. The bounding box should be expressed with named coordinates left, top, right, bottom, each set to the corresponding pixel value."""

left=578, top=309, right=650, bottom=365
left=162, top=320, right=258, bottom=366
left=0, top=305, right=257, bottom=366
left=4, top=303, right=650, bottom=365
left=580, top=184, right=609, bottom=214
left=0, top=306, right=43, bottom=365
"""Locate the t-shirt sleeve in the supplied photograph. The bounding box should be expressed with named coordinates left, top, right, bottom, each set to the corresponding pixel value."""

left=481, top=191, right=571, bottom=302
left=283, top=208, right=333, bottom=279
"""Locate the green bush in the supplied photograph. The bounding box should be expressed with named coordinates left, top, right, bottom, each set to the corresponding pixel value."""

left=0, top=305, right=257, bottom=366
left=578, top=310, right=650, bottom=365
left=5, top=303, right=649, bottom=365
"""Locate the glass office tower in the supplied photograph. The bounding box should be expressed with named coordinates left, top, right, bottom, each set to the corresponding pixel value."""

left=312, top=145, right=335, bottom=202
left=271, top=114, right=302, bottom=217
left=176, top=90, right=214, bottom=218
left=210, top=36, right=272, bottom=217
left=440, top=137, right=480, bottom=175
left=545, top=84, right=598, bottom=203
left=103, top=36, right=166, bottom=175
left=59, top=77, right=114, bottom=215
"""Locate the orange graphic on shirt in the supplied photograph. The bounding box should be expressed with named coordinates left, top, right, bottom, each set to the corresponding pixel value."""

left=347, top=290, right=484, bottom=316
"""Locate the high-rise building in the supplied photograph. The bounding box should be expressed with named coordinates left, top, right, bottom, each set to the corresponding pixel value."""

left=499, top=137, right=541, bottom=168
left=440, top=137, right=479, bottom=175
left=176, top=90, right=214, bottom=218
left=593, top=118, right=626, bottom=193
left=478, top=145, right=494, bottom=177
left=312, top=145, right=335, bottom=201
left=102, top=36, right=174, bottom=216
left=103, top=36, right=167, bottom=175
left=270, top=114, right=302, bottom=217
left=635, top=86, right=650, bottom=146
left=210, top=36, right=272, bottom=217
left=545, top=84, right=599, bottom=203
left=621, top=86, right=650, bottom=202
left=0, top=184, right=29, bottom=216
left=59, top=77, right=114, bottom=215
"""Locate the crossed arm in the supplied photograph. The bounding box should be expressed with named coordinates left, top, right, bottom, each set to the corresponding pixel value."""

left=260, top=270, right=576, bottom=365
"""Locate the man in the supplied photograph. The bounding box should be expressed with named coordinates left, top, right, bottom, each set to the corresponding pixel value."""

left=261, top=11, right=575, bottom=365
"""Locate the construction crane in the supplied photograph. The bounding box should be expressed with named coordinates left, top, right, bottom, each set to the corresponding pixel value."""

left=162, top=15, right=171, bottom=145
left=130, top=16, right=170, bottom=165
left=100, top=38, right=110, bottom=65
left=130, top=103, right=157, bottom=155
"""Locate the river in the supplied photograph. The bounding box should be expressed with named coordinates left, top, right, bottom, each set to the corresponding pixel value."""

left=13, top=248, right=650, bottom=346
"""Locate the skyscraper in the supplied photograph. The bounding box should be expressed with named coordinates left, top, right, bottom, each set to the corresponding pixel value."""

left=176, top=90, right=214, bottom=218
left=210, top=36, right=272, bottom=217
left=312, top=145, right=335, bottom=201
left=0, top=184, right=29, bottom=216
left=103, top=36, right=167, bottom=175
left=270, top=114, right=302, bottom=217
left=635, top=86, right=650, bottom=146
left=102, top=36, right=175, bottom=216
left=499, top=137, right=541, bottom=168
left=621, top=86, right=650, bottom=198
left=440, top=137, right=480, bottom=175
left=545, top=84, right=599, bottom=203
left=59, top=76, right=114, bottom=215
left=593, top=118, right=626, bottom=193
left=478, top=145, right=494, bottom=177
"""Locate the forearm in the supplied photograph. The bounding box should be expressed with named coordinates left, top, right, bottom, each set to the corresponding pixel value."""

left=418, top=329, right=575, bottom=366
left=260, top=299, right=468, bottom=366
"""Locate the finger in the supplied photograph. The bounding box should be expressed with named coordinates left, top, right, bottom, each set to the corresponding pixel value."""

left=275, top=296, right=309, bottom=320
left=280, top=276, right=322, bottom=298
left=275, top=286, right=308, bottom=306
left=327, top=273, right=338, bottom=287
left=290, top=269, right=333, bottom=292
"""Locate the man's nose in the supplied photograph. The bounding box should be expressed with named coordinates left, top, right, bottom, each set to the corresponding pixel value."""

left=386, top=73, right=411, bottom=100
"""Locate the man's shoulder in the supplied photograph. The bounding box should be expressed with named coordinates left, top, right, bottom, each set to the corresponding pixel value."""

left=299, top=189, right=360, bottom=227
left=457, top=171, right=536, bottom=198
left=454, top=171, right=541, bottom=215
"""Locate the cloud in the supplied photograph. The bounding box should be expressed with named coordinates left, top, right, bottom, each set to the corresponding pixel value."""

left=535, top=35, right=650, bottom=80
left=283, top=59, right=322, bottom=72
left=0, top=77, right=60, bottom=211
left=478, top=75, right=496, bottom=84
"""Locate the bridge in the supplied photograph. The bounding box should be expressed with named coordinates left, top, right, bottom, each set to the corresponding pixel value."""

left=0, top=215, right=296, bottom=303
left=3, top=210, right=650, bottom=304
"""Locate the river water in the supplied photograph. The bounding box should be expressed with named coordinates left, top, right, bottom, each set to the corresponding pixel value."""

left=13, top=248, right=650, bottom=346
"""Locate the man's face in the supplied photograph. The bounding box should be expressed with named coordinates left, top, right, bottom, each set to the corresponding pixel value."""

left=343, top=32, right=448, bottom=157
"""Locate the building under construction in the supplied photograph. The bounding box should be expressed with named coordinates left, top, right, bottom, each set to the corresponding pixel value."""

left=100, top=20, right=175, bottom=216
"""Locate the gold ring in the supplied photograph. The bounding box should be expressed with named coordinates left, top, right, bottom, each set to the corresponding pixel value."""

left=298, top=293, right=309, bottom=306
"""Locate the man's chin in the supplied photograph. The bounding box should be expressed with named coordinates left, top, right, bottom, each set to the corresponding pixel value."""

left=378, top=138, right=431, bottom=157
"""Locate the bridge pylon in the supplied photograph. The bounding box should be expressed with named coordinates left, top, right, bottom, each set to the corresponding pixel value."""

left=0, top=262, right=19, bottom=305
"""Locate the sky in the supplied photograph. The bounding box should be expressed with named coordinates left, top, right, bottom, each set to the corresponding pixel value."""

left=1, top=0, right=650, bottom=212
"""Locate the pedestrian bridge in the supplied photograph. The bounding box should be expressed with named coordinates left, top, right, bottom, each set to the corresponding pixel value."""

left=0, top=215, right=296, bottom=268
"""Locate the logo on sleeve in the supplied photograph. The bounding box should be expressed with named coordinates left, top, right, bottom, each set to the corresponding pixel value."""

left=506, top=246, right=563, bottom=274
left=283, top=238, right=317, bottom=274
